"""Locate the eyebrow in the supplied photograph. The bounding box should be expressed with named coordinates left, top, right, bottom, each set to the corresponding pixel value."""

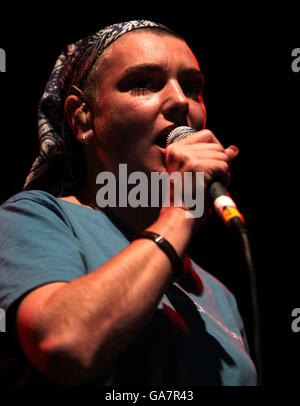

left=180, top=68, right=205, bottom=85
left=121, top=64, right=163, bottom=77
left=119, top=63, right=205, bottom=82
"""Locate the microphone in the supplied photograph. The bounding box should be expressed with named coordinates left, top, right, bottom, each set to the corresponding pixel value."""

left=166, top=126, right=246, bottom=233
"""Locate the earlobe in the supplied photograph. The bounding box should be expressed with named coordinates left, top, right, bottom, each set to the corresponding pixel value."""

left=79, top=128, right=94, bottom=145
left=77, top=110, right=95, bottom=145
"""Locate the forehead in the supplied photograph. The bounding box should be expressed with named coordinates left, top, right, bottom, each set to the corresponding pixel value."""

left=99, top=30, right=200, bottom=73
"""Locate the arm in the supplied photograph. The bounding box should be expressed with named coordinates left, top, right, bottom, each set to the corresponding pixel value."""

left=17, top=208, right=193, bottom=385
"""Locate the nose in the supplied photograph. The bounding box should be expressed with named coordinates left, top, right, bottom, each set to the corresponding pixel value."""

left=161, top=79, right=189, bottom=121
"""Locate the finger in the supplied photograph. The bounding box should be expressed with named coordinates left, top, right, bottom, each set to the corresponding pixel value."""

left=180, top=129, right=223, bottom=146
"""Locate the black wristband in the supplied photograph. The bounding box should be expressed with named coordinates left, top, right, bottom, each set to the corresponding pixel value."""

left=131, top=231, right=184, bottom=280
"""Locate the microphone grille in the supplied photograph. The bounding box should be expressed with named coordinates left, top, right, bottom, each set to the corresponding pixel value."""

left=166, top=126, right=195, bottom=146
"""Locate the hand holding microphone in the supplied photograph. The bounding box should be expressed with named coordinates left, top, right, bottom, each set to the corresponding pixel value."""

left=165, top=126, right=246, bottom=232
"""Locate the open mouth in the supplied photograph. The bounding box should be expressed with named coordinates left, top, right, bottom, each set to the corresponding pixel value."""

left=155, top=133, right=168, bottom=148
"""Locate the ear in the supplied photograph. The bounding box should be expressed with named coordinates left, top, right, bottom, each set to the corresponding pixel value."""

left=64, top=95, right=94, bottom=145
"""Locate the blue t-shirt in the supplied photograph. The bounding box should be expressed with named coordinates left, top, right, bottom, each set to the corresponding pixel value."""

left=0, top=190, right=257, bottom=385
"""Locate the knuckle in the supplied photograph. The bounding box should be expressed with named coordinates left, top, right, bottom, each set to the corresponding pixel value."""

left=184, top=158, right=199, bottom=172
left=220, top=160, right=229, bottom=172
left=166, top=144, right=179, bottom=159
left=200, top=129, right=216, bottom=143
left=201, top=129, right=214, bottom=137
left=166, top=144, right=188, bottom=167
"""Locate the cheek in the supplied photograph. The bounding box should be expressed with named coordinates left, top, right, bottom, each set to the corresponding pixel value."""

left=101, top=97, right=160, bottom=141
left=93, top=96, right=160, bottom=157
left=117, top=96, right=161, bottom=129
left=190, top=99, right=207, bottom=130
left=200, top=100, right=207, bottom=128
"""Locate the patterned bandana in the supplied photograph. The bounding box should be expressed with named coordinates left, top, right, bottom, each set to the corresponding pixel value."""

left=23, top=20, right=170, bottom=196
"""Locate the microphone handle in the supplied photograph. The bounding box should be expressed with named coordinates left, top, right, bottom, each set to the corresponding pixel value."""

left=208, top=180, right=227, bottom=201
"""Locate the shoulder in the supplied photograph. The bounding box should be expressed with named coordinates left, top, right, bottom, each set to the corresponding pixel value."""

left=1, top=190, right=84, bottom=221
left=2, top=190, right=64, bottom=210
left=0, top=190, right=79, bottom=233
left=0, top=191, right=90, bottom=313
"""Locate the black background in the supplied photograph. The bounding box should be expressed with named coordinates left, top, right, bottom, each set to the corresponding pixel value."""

left=0, top=3, right=298, bottom=392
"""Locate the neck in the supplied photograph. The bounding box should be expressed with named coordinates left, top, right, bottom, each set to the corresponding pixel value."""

left=79, top=181, right=160, bottom=234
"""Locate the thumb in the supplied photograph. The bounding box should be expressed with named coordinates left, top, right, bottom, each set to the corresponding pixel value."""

left=225, top=145, right=239, bottom=164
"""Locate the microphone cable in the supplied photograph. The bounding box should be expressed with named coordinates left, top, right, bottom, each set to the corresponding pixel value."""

left=237, top=225, right=263, bottom=386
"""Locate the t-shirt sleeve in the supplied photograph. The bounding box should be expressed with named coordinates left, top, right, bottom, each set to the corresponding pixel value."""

left=0, top=194, right=87, bottom=312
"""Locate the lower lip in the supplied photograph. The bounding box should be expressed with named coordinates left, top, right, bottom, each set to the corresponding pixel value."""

left=154, top=144, right=166, bottom=152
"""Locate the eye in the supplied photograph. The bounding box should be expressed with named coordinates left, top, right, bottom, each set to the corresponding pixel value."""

left=130, top=78, right=155, bottom=95
left=134, top=79, right=151, bottom=88
left=181, top=81, right=203, bottom=101
left=130, top=74, right=165, bottom=96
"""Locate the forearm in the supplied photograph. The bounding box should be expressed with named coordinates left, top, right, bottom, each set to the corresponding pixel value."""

left=20, top=208, right=194, bottom=384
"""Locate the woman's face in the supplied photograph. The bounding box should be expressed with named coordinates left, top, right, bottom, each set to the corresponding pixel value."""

left=89, top=30, right=206, bottom=177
